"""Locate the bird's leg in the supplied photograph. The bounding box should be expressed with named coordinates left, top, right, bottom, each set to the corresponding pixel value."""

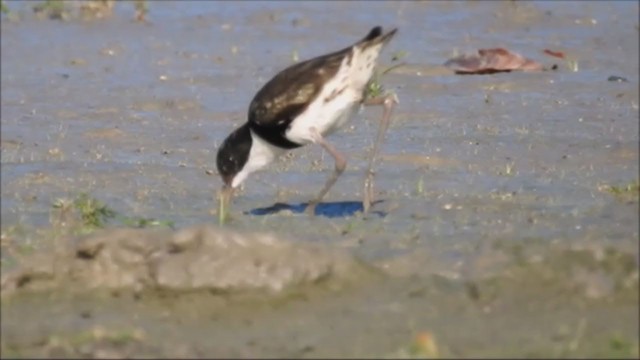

left=361, top=93, right=399, bottom=214
left=306, top=127, right=347, bottom=215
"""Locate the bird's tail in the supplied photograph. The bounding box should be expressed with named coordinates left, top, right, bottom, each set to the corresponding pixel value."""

left=358, top=26, right=398, bottom=48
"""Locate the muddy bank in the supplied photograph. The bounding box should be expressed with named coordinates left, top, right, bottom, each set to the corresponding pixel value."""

left=1, top=225, right=371, bottom=295
left=2, top=224, right=638, bottom=358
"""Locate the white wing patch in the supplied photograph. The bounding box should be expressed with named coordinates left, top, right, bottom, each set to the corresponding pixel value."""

left=285, top=43, right=385, bottom=145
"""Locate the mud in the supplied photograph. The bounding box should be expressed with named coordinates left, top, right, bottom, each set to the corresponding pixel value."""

left=1, top=225, right=369, bottom=295
left=1, top=1, right=639, bottom=358
left=1, top=224, right=638, bottom=358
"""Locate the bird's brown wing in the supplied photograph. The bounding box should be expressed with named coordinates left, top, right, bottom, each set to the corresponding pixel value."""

left=246, top=26, right=397, bottom=149
left=248, top=47, right=351, bottom=128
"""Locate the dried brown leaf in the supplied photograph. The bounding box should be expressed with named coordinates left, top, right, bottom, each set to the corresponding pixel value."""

left=445, top=48, right=544, bottom=74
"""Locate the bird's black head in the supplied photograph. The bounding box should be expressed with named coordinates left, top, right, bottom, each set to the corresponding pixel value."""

left=216, top=123, right=252, bottom=187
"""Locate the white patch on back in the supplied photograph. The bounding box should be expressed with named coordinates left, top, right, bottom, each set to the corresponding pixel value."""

left=285, top=42, right=385, bottom=145
left=350, top=42, right=384, bottom=89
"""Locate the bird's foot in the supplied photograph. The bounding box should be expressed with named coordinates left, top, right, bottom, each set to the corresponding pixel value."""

left=362, top=171, right=375, bottom=215
left=305, top=201, right=318, bottom=216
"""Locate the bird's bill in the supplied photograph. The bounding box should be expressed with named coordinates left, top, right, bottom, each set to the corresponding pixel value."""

left=218, top=185, right=234, bottom=225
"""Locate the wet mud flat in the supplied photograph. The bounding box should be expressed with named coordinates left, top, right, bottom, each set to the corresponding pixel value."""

left=1, top=1, right=639, bottom=358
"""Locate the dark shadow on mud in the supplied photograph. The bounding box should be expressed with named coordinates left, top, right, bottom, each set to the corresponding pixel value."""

left=247, top=200, right=387, bottom=218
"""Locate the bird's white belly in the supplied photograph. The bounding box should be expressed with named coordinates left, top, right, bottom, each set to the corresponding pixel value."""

left=285, top=88, right=359, bottom=144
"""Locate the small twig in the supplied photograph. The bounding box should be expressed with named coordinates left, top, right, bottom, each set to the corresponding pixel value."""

left=381, top=62, right=407, bottom=76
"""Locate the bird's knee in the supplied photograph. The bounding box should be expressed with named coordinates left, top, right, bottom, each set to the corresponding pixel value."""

left=383, top=93, right=399, bottom=108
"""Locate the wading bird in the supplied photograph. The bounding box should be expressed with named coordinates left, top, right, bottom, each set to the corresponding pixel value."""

left=216, top=26, right=398, bottom=223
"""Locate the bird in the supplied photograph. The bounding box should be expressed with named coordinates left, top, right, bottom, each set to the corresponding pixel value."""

left=216, top=26, right=399, bottom=223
